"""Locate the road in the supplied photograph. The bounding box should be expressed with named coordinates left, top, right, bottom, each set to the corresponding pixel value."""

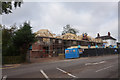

left=2, top=54, right=119, bottom=79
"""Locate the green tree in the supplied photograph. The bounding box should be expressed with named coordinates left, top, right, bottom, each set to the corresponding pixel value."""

left=2, top=24, right=19, bottom=56
left=0, top=0, right=23, bottom=15
left=13, top=22, right=36, bottom=61
left=62, top=24, right=79, bottom=35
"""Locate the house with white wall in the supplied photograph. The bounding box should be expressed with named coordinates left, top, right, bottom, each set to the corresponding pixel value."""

left=95, top=32, right=117, bottom=47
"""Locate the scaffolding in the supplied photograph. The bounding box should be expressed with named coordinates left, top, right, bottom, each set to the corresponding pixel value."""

left=31, top=29, right=103, bottom=58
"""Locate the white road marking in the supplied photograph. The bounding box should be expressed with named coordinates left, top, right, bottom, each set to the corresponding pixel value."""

left=96, top=65, right=113, bottom=72
left=85, top=63, right=92, bottom=65
left=93, top=63, right=99, bottom=65
left=40, top=69, right=50, bottom=80
left=2, top=75, right=7, bottom=80
left=56, top=67, right=77, bottom=78
left=99, top=61, right=106, bottom=63
left=85, top=61, right=106, bottom=66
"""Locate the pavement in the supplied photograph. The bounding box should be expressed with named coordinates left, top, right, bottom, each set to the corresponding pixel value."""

left=2, top=54, right=119, bottom=79
left=1, top=57, right=63, bottom=69
left=30, top=57, right=63, bottom=63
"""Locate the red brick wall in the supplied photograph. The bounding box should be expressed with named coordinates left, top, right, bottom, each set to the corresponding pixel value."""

left=32, top=43, right=40, bottom=50
left=30, top=51, right=41, bottom=58
left=31, top=43, right=51, bottom=58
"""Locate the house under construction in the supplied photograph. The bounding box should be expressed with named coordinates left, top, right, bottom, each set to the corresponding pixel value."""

left=30, top=29, right=103, bottom=58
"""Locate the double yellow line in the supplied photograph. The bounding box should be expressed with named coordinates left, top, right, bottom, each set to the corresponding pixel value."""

left=0, top=66, right=16, bottom=69
left=0, top=64, right=20, bottom=69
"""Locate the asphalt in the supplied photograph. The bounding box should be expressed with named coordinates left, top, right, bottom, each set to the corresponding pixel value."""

left=2, top=54, right=119, bottom=79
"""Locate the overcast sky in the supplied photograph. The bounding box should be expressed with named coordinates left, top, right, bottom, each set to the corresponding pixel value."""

left=2, top=2, right=118, bottom=40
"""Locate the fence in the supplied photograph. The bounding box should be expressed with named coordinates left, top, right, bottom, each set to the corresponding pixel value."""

left=81, top=48, right=119, bottom=57
left=2, top=56, right=23, bottom=64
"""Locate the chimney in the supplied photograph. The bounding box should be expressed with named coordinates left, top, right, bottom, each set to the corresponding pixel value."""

left=108, top=32, right=110, bottom=36
left=97, top=33, right=100, bottom=37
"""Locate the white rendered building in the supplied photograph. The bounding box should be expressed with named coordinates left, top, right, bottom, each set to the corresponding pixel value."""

left=96, top=32, right=117, bottom=47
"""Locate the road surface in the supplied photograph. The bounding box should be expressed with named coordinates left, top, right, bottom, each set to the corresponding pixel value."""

left=2, top=54, right=119, bottom=79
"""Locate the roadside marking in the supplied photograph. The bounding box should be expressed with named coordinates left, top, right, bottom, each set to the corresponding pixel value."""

left=95, top=65, right=113, bottom=72
left=0, top=64, right=21, bottom=69
left=0, top=67, right=16, bottom=69
left=40, top=69, right=50, bottom=80
left=2, top=75, right=7, bottom=80
left=56, top=67, right=77, bottom=78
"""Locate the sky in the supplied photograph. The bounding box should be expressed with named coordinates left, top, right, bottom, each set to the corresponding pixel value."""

left=2, top=2, right=118, bottom=40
